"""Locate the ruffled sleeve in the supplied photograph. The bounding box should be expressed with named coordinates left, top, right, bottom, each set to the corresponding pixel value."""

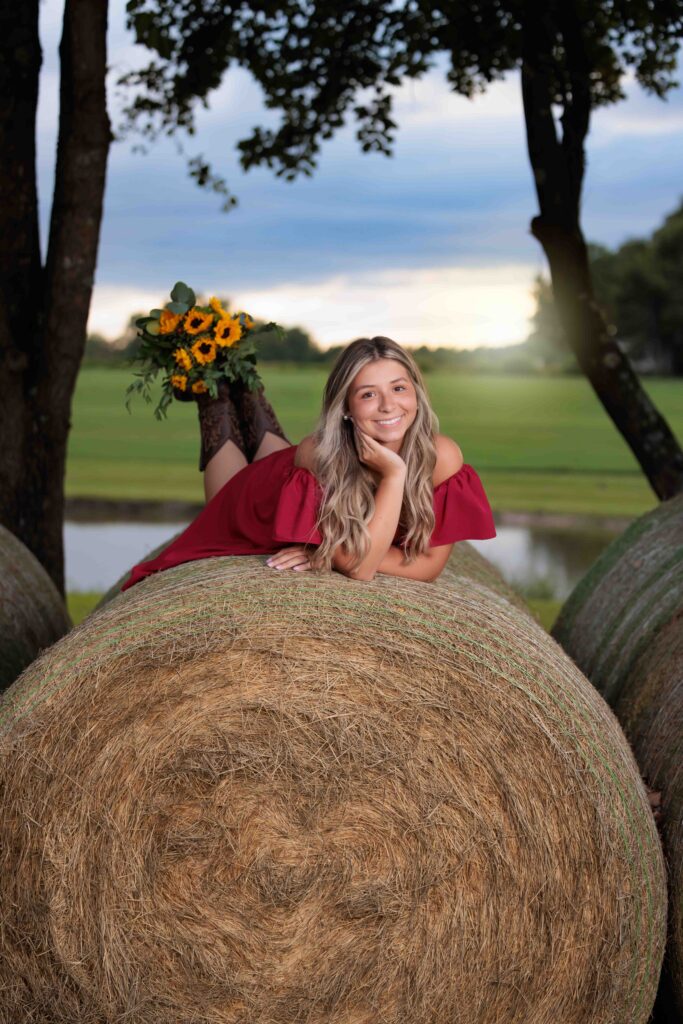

left=272, top=466, right=323, bottom=546
left=429, top=463, right=497, bottom=547
left=272, top=461, right=496, bottom=550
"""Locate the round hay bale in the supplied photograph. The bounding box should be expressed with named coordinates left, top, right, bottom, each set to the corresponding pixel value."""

left=0, top=522, right=71, bottom=694
left=551, top=494, right=683, bottom=704
left=438, top=540, right=531, bottom=615
left=551, top=496, right=683, bottom=1017
left=98, top=532, right=530, bottom=617
left=611, top=610, right=683, bottom=1019
left=0, top=558, right=666, bottom=1024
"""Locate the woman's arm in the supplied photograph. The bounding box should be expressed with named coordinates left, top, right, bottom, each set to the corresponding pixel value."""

left=348, top=433, right=462, bottom=583
left=375, top=542, right=454, bottom=583
left=332, top=469, right=406, bottom=581
left=332, top=425, right=408, bottom=581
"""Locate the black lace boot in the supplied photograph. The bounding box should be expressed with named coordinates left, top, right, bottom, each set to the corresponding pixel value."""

left=196, top=379, right=248, bottom=471
left=232, top=381, right=290, bottom=462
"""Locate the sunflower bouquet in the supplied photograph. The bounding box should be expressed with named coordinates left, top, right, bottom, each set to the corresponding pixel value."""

left=125, top=281, right=284, bottom=419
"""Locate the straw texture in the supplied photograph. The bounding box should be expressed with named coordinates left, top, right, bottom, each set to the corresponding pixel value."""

left=551, top=496, right=683, bottom=1017
left=551, top=494, right=683, bottom=704
left=613, top=609, right=683, bottom=1019
left=0, top=522, right=71, bottom=694
left=98, top=534, right=530, bottom=616
left=0, top=557, right=666, bottom=1024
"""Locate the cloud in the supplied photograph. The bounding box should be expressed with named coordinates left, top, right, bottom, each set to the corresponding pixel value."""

left=88, top=263, right=538, bottom=350
left=86, top=285, right=167, bottom=339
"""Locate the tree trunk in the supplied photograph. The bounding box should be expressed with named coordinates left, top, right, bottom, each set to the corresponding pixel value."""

left=520, top=2, right=683, bottom=500
left=0, top=0, right=112, bottom=594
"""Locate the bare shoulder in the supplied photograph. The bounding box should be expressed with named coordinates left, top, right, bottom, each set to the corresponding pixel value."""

left=293, top=434, right=317, bottom=471
left=433, top=434, right=464, bottom=487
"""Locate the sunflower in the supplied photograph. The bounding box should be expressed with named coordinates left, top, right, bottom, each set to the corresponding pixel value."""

left=214, top=317, right=242, bottom=348
left=172, top=347, right=193, bottom=371
left=191, top=336, right=217, bottom=365
left=238, top=312, right=254, bottom=331
left=209, top=295, right=229, bottom=319
left=170, top=374, right=188, bottom=392
left=184, top=308, right=214, bottom=335
left=191, top=380, right=209, bottom=394
left=159, top=310, right=183, bottom=334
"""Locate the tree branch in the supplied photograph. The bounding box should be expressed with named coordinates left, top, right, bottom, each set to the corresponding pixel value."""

left=557, top=1, right=592, bottom=216
left=520, top=2, right=579, bottom=233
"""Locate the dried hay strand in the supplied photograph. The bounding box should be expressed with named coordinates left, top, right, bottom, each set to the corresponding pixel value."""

left=551, top=493, right=683, bottom=704
left=0, top=522, right=71, bottom=694
left=0, top=557, right=666, bottom=1024
left=98, top=533, right=530, bottom=617
left=438, top=541, right=530, bottom=616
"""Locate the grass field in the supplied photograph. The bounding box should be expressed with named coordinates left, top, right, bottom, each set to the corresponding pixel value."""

left=66, top=367, right=683, bottom=518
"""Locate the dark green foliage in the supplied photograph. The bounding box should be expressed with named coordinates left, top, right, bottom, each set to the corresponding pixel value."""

left=118, top=1, right=683, bottom=205
left=251, top=324, right=327, bottom=363
left=531, top=199, right=683, bottom=376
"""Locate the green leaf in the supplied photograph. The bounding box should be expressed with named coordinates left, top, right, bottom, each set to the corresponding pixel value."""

left=170, top=281, right=194, bottom=305
left=146, top=320, right=160, bottom=336
left=166, top=301, right=189, bottom=315
left=149, top=309, right=163, bottom=319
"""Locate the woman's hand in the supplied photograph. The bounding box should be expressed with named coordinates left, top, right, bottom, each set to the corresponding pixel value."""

left=354, top=425, right=406, bottom=479
left=266, top=546, right=313, bottom=571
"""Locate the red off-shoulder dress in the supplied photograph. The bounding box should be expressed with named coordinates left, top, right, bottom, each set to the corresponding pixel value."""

left=121, top=444, right=496, bottom=590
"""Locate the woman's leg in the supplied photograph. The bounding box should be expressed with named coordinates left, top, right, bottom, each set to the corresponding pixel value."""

left=253, top=432, right=292, bottom=461
left=203, top=442, right=247, bottom=503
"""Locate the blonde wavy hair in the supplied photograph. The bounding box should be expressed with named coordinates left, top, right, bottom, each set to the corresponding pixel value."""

left=308, top=336, right=439, bottom=572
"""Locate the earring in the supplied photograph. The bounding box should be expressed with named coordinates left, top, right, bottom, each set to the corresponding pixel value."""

left=343, top=414, right=350, bottom=420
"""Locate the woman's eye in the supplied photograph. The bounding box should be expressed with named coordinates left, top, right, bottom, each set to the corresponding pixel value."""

left=360, top=386, right=406, bottom=399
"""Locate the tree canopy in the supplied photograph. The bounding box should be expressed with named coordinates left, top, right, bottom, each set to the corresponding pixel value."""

left=119, top=0, right=683, bottom=206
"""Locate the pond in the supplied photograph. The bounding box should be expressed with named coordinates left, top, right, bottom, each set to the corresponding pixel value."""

left=63, top=517, right=623, bottom=599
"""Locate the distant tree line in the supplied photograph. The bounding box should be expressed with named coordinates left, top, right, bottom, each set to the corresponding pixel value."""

left=84, top=313, right=329, bottom=367
left=87, top=200, right=683, bottom=378
left=529, top=199, right=683, bottom=377
left=84, top=319, right=544, bottom=375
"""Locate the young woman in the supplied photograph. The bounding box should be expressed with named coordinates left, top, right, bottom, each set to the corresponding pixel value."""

left=121, top=336, right=496, bottom=590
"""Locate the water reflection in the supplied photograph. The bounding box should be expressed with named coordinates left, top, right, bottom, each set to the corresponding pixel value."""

left=470, top=522, right=620, bottom=600
left=65, top=518, right=623, bottom=599
left=64, top=522, right=183, bottom=593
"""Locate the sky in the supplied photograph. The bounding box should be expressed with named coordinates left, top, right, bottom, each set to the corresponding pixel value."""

left=37, top=1, right=683, bottom=350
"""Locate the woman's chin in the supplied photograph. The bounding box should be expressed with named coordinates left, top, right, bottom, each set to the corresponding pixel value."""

left=370, top=428, right=407, bottom=446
